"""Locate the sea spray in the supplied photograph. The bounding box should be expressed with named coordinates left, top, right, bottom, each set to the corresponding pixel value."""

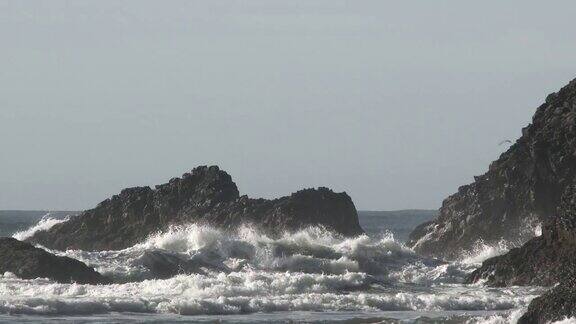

left=49, top=224, right=440, bottom=282
left=0, top=271, right=542, bottom=316
left=2, top=220, right=548, bottom=320
left=12, top=214, right=70, bottom=241
left=460, top=240, right=512, bottom=266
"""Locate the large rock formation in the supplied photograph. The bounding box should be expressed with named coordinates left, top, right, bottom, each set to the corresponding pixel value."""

left=0, top=237, right=108, bottom=284
left=28, top=166, right=363, bottom=251
left=466, top=184, right=576, bottom=322
left=408, top=78, right=576, bottom=259
left=466, top=184, right=576, bottom=287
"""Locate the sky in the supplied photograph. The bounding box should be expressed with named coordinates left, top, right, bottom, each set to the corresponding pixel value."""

left=1, top=1, right=576, bottom=211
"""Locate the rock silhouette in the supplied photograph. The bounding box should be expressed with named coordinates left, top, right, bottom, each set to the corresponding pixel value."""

left=0, top=237, right=109, bottom=284
left=408, top=78, right=576, bottom=260
left=28, top=166, right=363, bottom=251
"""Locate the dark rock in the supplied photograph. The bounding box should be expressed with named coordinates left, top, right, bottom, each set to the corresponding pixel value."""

left=134, top=250, right=230, bottom=279
left=467, top=184, right=576, bottom=322
left=408, top=78, right=576, bottom=260
left=466, top=184, right=576, bottom=286
left=518, top=279, right=576, bottom=324
left=28, top=166, right=363, bottom=251
left=0, top=237, right=109, bottom=284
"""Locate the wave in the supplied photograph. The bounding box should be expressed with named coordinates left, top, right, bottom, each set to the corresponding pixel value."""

left=459, top=240, right=512, bottom=266
left=43, top=223, right=535, bottom=287
left=12, top=214, right=69, bottom=241
left=46, top=224, right=466, bottom=285
left=3, top=222, right=548, bottom=318
left=0, top=271, right=542, bottom=316
left=466, top=309, right=526, bottom=324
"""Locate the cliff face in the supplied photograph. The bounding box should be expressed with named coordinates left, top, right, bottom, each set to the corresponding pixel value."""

left=466, top=184, right=576, bottom=322
left=0, top=238, right=109, bottom=284
left=466, top=184, right=576, bottom=287
left=407, top=78, right=576, bottom=259
left=28, top=166, right=363, bottom=251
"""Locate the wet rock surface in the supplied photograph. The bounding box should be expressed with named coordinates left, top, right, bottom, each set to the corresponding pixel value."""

left=467, top=184, right=576, bottom=322
left=466, top=184, right=576, bottom=286
left=408, top=78, right=576, bottom=260
left=134, top=250, right=231, bottom=279
left=28, top=166, right=363, bottom=251
left=518, top=279, right=576, bottom=324
left=0, top=237, right=109, bottom=284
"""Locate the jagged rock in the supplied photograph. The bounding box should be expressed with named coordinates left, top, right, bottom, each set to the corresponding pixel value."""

left=0, top=237, right=109, bottom=284
left=518, top=279, right=576, bottom=324
left=466, top=184, right=576, bottom=286
left=466, top=184, right=576, bottom=322
left=28, top=166, right=363, bottom=251
left=408, top=78, right=576, bottom=259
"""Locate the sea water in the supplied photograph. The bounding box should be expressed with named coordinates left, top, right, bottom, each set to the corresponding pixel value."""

left=0, top=212, right=546, bottom=323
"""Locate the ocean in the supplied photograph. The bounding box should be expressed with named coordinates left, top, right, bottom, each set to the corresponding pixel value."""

left=0, top=211, right=544, bottom=323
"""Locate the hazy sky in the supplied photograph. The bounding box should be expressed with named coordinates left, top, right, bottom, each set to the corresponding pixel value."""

left=1, top=1, right=576, bottom=211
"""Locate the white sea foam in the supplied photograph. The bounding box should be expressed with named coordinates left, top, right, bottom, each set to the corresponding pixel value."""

left=0, top=271, right=542, bottom=316
left=3, top=222, right=548, bottom=319
left=390, top=240, right=513, bottom=287
left=460, top=240, right=512, bottom=266
left=47, top=224, right=529, bottom=287
left=467, top=308, right=526, bottom=324
left=533, top=223, right=543, bottom=237
left=51, top=224, right=432, bottom=282
left=551, top=318, right=576, bottom=324
left=12, top=214, right=69, bottom=241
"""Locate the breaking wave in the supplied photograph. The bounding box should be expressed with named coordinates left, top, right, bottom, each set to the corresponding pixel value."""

left=12, top=214, right=69, bottom=241
left=460, top=240, right=512, bottom=266
left=466, top=309, right=526, bottom=324
left=1, top=223, right=546, bottom=319
left=0, top=271, right=541, bottom=316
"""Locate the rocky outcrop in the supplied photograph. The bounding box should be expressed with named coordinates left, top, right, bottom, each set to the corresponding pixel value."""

left=466, top=184, right=576, bottom=322
left=518, top=279, right=576, bottom=324
left=0, top=237, right=109, bottom=284
left=28, top=166, right=363, bottom=251
left=408, top=78, right=576, bottom=260
left=466, top=184, right=576, bottom=286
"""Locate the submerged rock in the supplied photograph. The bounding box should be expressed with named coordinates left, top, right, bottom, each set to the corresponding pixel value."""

left=28, top=166, right=363, bottom=251
left=408, top=78, right=576, bottom=260
left=134, top=250, right=231, bottom=279
left=0, top=237, right=109, bottom=284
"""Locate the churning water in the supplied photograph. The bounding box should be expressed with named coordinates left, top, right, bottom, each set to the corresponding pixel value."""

left=0, top=212, right=546, bottom=323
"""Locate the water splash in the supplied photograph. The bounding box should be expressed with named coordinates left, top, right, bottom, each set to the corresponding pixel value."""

left=466, top=308, right=526, bottom=324
left=12, top=213, right=69, bottom=241
left=3, top=221, right=548, bottom=319
left=460, top=240, right=512, bottom=266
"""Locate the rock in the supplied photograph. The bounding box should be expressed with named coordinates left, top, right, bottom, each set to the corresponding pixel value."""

left=465, top=184, right=576, bottom=287
left=0, top=237, right=109, bottom=284
left=407, top=78, right=576, bottom=260
left=134, top=250, right=231, bottom=279
left=518, top=279, right=576, bottom=324
left=465, top=184, right=576, bottom=322
left=28, top=166, right=363, bottom=251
